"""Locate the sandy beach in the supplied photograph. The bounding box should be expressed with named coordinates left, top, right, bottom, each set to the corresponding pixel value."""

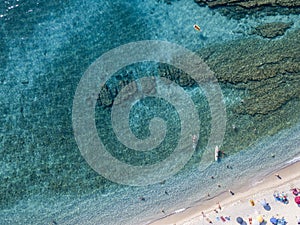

left=149, top=161, right=300, bottom=225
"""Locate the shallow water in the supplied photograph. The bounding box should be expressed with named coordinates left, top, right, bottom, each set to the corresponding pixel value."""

left=0, top=0, right=300, bottom=224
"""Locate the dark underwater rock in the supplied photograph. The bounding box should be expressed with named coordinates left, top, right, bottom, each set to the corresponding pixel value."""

left=194, top=0, right=300, bottom=19
left=251, top=22, right=293, bottom=38
left=158, top=64, right=196, bottom=87
left=98, top=84, right=114, bottom=107
left=199, top=29, right=300, bottom=116
left=194, top=0, right=300, bottom=8
left=98, top=30, right=300, bottom=116
left=193, top=29, right=300, bottom=153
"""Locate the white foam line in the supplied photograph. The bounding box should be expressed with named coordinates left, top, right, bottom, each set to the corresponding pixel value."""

left=285, top=155, right=300, bottom=164
left=174, top=208, right=187, bottom=214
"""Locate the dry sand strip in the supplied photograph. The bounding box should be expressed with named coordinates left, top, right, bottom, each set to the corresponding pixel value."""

left=149, top=161, right=300, bottom=225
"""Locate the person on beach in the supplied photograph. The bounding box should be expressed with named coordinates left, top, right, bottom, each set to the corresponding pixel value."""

left=273, top=191, right=288, bottom=204
left=275, top=174, right=282, bottom=179
left=248, top=217, right=253, bottom=224
left=217, top=202, right=221, bottom=210
left=206, top=218, right=213, bottom=224
left=229, top=190, right=235, bottom=195
left=291, top=188, right=300, bottom=196
left=297, top=216, right=300, bottom=224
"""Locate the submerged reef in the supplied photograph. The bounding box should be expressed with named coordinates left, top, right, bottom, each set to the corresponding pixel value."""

left=200, top=29, right=300, bottom=116
left=198, top=29, right=300, bottom=153
left=251, top=22, right=293, bottom=38
left=144, top=29, right=300, bottom=155
left=97, top=30, right=300, bottom=150
left=96, top=29, right=300, bottom=159
left=194, top=0, right=300, bottom=8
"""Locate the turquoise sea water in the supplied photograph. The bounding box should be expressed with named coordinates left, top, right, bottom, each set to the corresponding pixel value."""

left=1, top=0, right=300, bottom=224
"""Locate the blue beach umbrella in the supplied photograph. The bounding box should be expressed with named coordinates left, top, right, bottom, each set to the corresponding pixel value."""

left=236, top=217, right=243, bottom=224
left=277, top=218, right=287, bottom=225
left=270, top=217, right=278, bottom=224
left=260, top=199, right=271, bottom=211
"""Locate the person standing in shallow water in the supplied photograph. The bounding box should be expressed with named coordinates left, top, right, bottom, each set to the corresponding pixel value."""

left=192, top=134, right=198, bottom=150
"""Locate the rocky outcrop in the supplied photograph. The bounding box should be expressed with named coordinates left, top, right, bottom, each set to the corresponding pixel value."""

left=158, top=64, right=196, bottom=87
left=194, top=0, right=300, bottom=18
left=199, top=29, right=300, bottom=116
left=194, top=29, right=300, bottom=153
left=194, top=0, right=300, bottom=8
left=251, top=22, right=293, bottom=38
left=97, top=65, right=197, bottom=108
left=98, top=30, right=300, bottom=116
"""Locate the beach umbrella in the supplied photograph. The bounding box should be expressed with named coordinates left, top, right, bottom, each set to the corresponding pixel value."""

left=257, top=215, right=264, bottom=223
left=260, top=199, right=271, bottom=211
left=277, top=218, right=287, bottom=225
left=260, top=199, right=267, bottom=206
left=236, top=217, right=243, bottom=224
left=295, top=196, right=300, bottom=204
left=270, top=217, right=278, bottom=224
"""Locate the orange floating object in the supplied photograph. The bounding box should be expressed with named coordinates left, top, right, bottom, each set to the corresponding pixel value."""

left=193, top=24, right=201, bottom=31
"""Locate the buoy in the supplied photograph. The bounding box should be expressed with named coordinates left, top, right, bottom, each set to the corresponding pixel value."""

left=193, top=24, right=201, bottom=31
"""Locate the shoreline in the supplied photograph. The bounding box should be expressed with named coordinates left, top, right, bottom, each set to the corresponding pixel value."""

left=148, top=159, right=300, bottom=225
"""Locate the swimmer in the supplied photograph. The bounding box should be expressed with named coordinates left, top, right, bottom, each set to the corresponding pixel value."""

left=192, top=134, right=198, bottom=149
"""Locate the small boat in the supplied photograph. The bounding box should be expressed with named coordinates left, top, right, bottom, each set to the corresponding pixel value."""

left=215, top=146, right=220, bottom=161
